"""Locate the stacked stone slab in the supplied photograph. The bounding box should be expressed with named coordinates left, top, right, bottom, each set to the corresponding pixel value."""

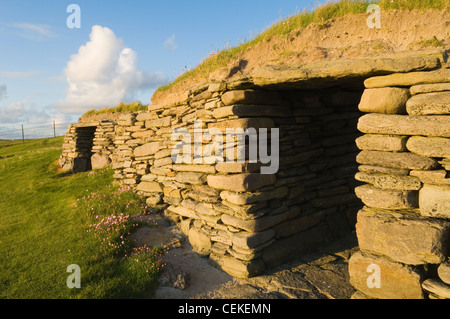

left=349, top=68, right=450, bottom=299
left=59, top=120, right=115, bottom=172
left=105, top=82, right=363, bottom=278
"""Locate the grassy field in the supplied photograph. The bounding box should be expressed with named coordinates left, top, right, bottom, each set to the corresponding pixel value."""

left=0, top=137, right=162, bottom=299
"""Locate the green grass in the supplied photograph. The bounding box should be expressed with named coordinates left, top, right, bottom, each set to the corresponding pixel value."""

left=0, top=137, right=163, bottom=299
left=82, top=101, right=148, bottom=118
left=156, top=0, right=449, bottom=93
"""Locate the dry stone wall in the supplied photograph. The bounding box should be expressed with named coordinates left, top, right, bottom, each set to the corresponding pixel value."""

left=110, top=83, right=363, bottom=278
left=349, top=68, right=450, bottom=299
left=59, top=50, right=450, bottom=298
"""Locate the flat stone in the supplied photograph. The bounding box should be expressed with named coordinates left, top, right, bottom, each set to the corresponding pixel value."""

left=410, top=83, right=450, bottom=95
left=209, top=118, right=275, bottom=131
left=364, top=68, right=450, bottom=88
left=406, top=91, right=450, bottom=116
left=410, top=170, right=450, bottom=185
left=212, top=105, right=291, bottom=118
left=422, top=278, right=450, bottom=299
left=91, top=153, right=111, bottom=170
left=171, top=164, right=216, bottom=174
left=136, top=181, right=164, bottom=193
left=166, top=205, right=198, bottom=219
left=356, top=206, right=450, bottom=265
left=174, top=171, right=207, bottom=184
left=358, top=165, right=410, bottom=176
left=209, top=253, right=266, bottom=278
left=358, top=114, right=450, bottom=137
left=145, top=116, right=171, bottom=128
left=215, top=162, right=262, bottom=173
left=349, top=251, right=424, bottom=299
left=219, top=187, right=288, bottom=205
left=134, top=142, right=161, bottom=157
left=188, top=227, right=211, bottom=256
left=232, top=229, right=275, bottom=249
left=406, top=136, right=450, bottom=158
left=221, top=90, right=282, bottom=106
left=355, top=172, right=421, bottom=190
left=355, top=134, right=409, bottom=152
left=356, top=150, right=438, bottom=170
left=221, top=207, right=299, bottom=233
left=207, top=173, right=276, bottom=192
left=358, top=87, right=409, bottom=114
left=273, top=211, right=325, bottom=238
left=419, top=184, right=450, bottom=219
left=438, top=262, right=450, bottom=285
left=355, top=184, right=418, bottom=209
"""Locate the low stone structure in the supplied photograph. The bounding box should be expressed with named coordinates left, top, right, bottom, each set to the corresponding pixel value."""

left=59, top=49, right=450, bottom=298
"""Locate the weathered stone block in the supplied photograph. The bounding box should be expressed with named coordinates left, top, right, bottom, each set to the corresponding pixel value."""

left=356, top=150, right=438, bottom=170
left=358, top=114, right=450, bottom=137
left=136, top=181, right=164, bottom=193
left=364, top=69, right=450, bottom=88
left=232, top=229, right=275, bottom=249
left=133, top=142, right=161, bottom=157
left=355, top=172, right=421, bottom=190
left=91, top=153, right=111, bottom=170
left=207, top=173, right=276, bottom=192
left=188, top=227, right=211, bottom=256
left=355, top=184, right=418, bottom=209
left=355, top=134, right=409, bottom=152
left=220, top=187, right=288, bottom=205
left=215, top=162, right=262, bottom=174
left=174, top=171, right=207, bottom=184
left=358, top=87, right=409, bottom=114
left=438, top=262, right=450, bottom=285
left=212, top=105, right=291, bottom=119
left=419, top=184, right=450, bottom=219
left=356, top=206, right=450, bottom=265
left=406, top=92, right=450, bottom=116
left=209, top=118, right=275, bottom=131
left=221, top=89, right=281, bottom=106
left=410, top=170, right=450, bottom=186
left=410, top=83, right=450, bottom=95
left=422, top=278, right=450, bottom=299
left=209, top=253, right=265, bottom=278
left=349, top=251, right=425, bottom=299
left=406, top=136, right=450, bottom=158
left=221, top=207, right=299, bottom=233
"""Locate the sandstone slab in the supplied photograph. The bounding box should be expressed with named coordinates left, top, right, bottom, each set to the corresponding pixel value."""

left=91, top=153, right=111, bottom=170
left=356, top=206, right=450, bottom=265
left=419, top=184, right=450, bottom=219
left=136, top=181, right=164, bottom=193
left=356, top=150, right=438, bottom=170
left=355, top=134, right=409, bottom=152
left=438, top=262, right=450, bottom=285
left=406, top=136, right=450, bottom=158
left=207, top=173, right=276, bottom=192
left=358, top=113, right=450, bottom=137
left=364, top=68, right=450, bottom=88
left=355, top=172, right=421, bottom=190
left=221, top=90, right=282, bottom=106
left=349, top=251, right=424, bottom=299
left=355, top=184, right=418, bottom=209
left=410, top=83, right=450, bottom=95
left=188, top=227, right=211, bottom=256
left=406, top=91, right=450, bottom=116
left=134, top=142, right=161, bottom=157
left=410, top=170, right=450, bottom=186
left=358, top=87, right=409, bottom=114
left=422, top=278, right=450, bottom=299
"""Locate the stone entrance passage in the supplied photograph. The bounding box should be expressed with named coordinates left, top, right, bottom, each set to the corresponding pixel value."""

left=72, top=126, right=96, bottom=172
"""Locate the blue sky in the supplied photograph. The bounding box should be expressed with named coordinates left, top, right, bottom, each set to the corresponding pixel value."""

left=0, top=0, right=313, bottom=138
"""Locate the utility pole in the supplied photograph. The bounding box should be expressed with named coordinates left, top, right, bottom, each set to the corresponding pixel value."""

left=53, top=120, right=56, bottom=138
left=21, top=124, right=24, bottom=143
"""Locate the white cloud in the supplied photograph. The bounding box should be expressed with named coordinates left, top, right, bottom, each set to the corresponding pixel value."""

left=164, top=34, right=178, bottom=51
left=11, top=23, right=57, bottom=41
left=56, top=25, right=167, bottom=114
left=0, top=99, right=49, bottom=124
left=0, top=83, right=6, bottom=100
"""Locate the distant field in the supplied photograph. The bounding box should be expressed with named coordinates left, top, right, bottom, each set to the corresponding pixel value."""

left=0, top=137, right=162, bottom=298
